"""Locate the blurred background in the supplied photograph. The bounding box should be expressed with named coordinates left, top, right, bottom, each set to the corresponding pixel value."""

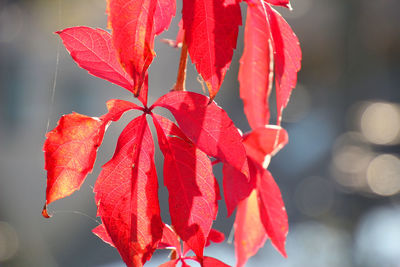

left=1, top=0, right=400, bottom=266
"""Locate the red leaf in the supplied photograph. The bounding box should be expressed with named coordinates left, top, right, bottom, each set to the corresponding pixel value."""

left=234, top=190, right=267, bottom=267
left=92, top=224, right=114, bottom=247
left=152, top=114, right=218, bottom=259
left=94, top=115, right=163, bottom=266
left=256, top=167, right=288, bottom=257
left=182, top=0, right=242, bottom=99
left=239, top=3, right=274, bottom=129
left=56, top=27, right=134, bottom=92
left=43, top=99, right=140, bottom=215
left=266, top=4, right=301, bottom=122
left=44, top=113, right=104, bottom=208
left=203, top=256, right=231, bottom=267
left=206, top=229, right=225, bottom=246
left=243, top=126, right=288, bottom=167
left=222, top=163, right=255, bottom=217
left=107, top=0, right=157, bottom=96
left=153, top=91, right=249, bottom=179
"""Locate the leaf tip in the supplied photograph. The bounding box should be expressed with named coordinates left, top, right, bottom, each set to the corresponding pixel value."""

left=42, top=204, right=51, bottom=218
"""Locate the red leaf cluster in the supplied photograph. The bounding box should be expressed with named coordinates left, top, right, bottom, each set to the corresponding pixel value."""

left=43, top=0, right=301, bottom=266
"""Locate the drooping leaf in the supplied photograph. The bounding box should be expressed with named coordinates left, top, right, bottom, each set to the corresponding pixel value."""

left=153, top=91, right=249, bottom=179
left=107, top=0, right=157, bottom=96
left=256, top=167, right=288, bottom=257
left=243, top=126, right=288, bottom=167
left=182, top=0, right=242, bottom=99
left=239, top=3, right=274, bottom=129
left=94, top=115, right=163, bottom=267
left=266, top=4, right=301, bottom=123
left=43, top=113, right=104, bottom=210
left=152, top=114, right=218, bottom=259
left=234, top=190, right=267, bottom=267
left=56, top=27, right=133, bottom=91
left=43, top=100, right=139, bottom=216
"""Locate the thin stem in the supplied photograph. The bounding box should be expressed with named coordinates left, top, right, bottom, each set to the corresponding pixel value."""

left=172, top=37, right=188, bottom=92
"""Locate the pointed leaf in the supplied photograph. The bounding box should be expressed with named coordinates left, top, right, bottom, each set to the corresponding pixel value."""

left=234, top=190, right=267, bottom=267
left=266, top=4, right=301, bottom=122
left=43, top=100, right=138, bottom=214
left=107, top=0, right=157, bottom=96
left=239, top=3, right=274, bottom=129
left=243, top=126, right=288, bottom=166
left=57, top=27, right=133, bottom=91
left=94, top=116, right=163, bottom=266
left=152, top=114, right=218, bottom=259
left=182, top=0, right=242, bottom=99
left=256, top=167, right=288, bottom=257
left=153, top=91, right=249, bottom=179
left=44, top=113, right=104, bottom=207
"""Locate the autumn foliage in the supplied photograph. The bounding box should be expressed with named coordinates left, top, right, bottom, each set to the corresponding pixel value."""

left=42, top=0, right=301, bottom=266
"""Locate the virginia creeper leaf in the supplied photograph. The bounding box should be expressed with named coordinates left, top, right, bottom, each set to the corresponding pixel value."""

left=256, top=167, right=288, bottom=257
left=107, top=0, right=157, bottom=96
left=56, top=27, right=134, bottom=91
left=234, top=190, right=267, bottom=267
left=152, top=114, right=218, bottom=259
left=153, top=91, right=249, bottom=179
left=94, top=115, right=163, bottom=266
left=44, top=113, right=104, bottom=209
left=266, top=4, right=301, bottom=122
left=239, top=3, right=274, bottom=129
left=182, top=0, right=242, bottom=99
left=243, top=126, right=288, bottom=167
left=43, top=100, right=138, bottom=215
